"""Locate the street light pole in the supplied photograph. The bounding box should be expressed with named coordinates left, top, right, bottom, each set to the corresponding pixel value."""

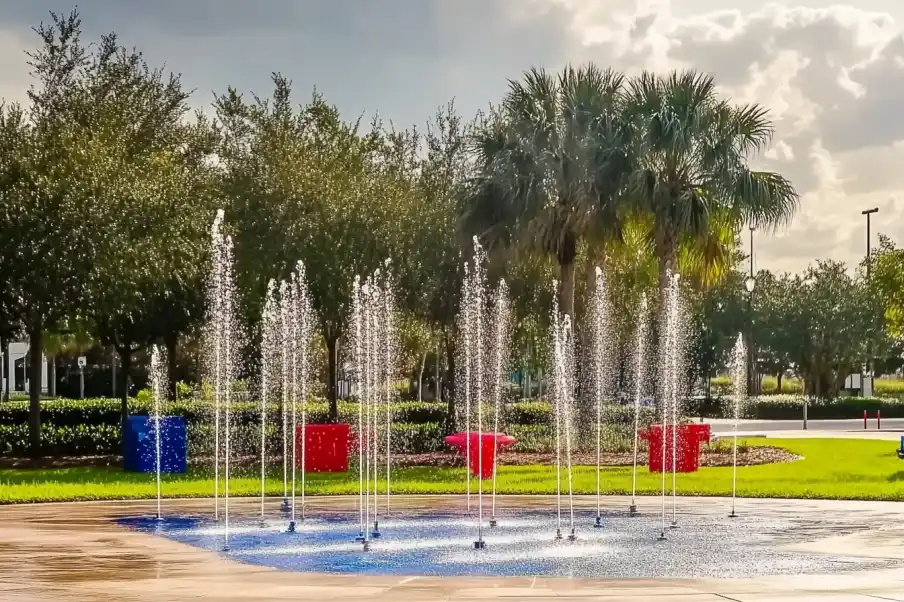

left=862, top=208, right=879, bottom=396
left=745, top=227, right=756, bottom=396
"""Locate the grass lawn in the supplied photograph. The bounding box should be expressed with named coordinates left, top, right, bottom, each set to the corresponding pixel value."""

left=3, top=438, right=904, bottom=504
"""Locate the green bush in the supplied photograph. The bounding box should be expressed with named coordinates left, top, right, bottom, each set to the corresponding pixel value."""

left=0, top=397, right=449, bottom=428
left=0, top=423, right=120, bottom=456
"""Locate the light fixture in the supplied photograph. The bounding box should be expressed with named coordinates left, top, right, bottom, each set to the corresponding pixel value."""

left=745, top=276, right=756, bottom=293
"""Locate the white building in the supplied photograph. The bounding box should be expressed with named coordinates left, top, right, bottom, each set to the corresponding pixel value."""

left=1, top=341, right=48, bottom=395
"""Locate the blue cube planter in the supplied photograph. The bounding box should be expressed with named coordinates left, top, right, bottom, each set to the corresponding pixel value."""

left=123, top=415, right=187, bottom=473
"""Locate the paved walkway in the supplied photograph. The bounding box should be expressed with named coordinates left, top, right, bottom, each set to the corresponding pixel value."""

left=707, top=418, right=904, bottom=441
left=2, top=495, right=904, bottom=601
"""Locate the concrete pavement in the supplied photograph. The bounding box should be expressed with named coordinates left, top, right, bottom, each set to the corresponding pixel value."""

left=3, top=495, right=904, bottom=601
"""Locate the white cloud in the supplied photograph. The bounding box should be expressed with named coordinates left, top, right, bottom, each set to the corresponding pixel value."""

left=522, top=0, right=904, bottom=273
left=0, top=29, right=31, bottom=107
left=2, top=1, right=904, bottom=276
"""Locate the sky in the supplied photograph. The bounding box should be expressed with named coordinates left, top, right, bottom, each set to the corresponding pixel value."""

left=1, top=0, right=903, bottom=275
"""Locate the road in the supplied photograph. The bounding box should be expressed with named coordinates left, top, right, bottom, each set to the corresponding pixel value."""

left=705, top=417, right=904, bottom=433
left=702, top=417, right=904, bottom=441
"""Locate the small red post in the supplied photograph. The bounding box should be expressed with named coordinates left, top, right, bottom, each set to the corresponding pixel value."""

left=864, top=410, right=868, bottom=429
left=878, top=410, right=881, bottom=430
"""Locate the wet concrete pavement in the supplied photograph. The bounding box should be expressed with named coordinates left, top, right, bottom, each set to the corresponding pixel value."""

left=2, top=495, right=904, bottom=601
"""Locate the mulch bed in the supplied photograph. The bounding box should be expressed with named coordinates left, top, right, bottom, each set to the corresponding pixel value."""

left=0, top=447, right=800, bottom=470
left=392, top=446, right=801, bottom=469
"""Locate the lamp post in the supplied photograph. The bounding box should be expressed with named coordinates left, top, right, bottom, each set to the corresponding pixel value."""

left=862, top=208, right=879, bottom=396
left=745, top=227, right=756, bottom=396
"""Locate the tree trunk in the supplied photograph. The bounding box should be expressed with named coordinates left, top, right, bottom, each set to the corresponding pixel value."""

left=27, top=325, right=43, bottom=457
left=417, top=352, right=426, bottom=403
left=0, top=336, right=7, bottom=403
left=49, top=357, right=56, bottom=397
left=658, top=231, right=679, bottom=297
left=435, top=343, right=441, bottom=402
left=3, top=339, right=9, bottom=403
left=118, top=349, right=132, bottom=455
left=326, top=334, right=339, bottom=423
left=164, top=334, right=178, bottom=400
left=444, top=333, right=456, bottom=434
left=776, top=372, right=783, bottom=394
left=556, top=232, right=578, bottom=318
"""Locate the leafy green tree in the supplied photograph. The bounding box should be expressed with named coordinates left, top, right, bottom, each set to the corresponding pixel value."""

left=625, top=70, right=799, bottom=294
left=867, top=234, right=904, bottom=341
left=216, top=75, right=402, bottom=421
left=787, top=261, right=882, bottom=397
left=0, top=11, right=110, bottom=454
left=750, top=271, right=799, bottom=391
left=463, top=65, right=635, bottom=317
left=399, top=103, right=471, bottom=419
left=686, top=269, right=747, bottom=392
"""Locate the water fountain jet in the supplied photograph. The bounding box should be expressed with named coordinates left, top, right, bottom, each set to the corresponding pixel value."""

left=728, top=333, right=748, bottom=518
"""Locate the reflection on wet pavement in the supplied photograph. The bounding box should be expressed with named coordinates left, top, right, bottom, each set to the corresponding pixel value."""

left=2, top=495, right=904, bottom=601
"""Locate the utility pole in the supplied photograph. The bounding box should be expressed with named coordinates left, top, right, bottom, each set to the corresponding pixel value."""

left=862, top=208, right=879, bottom=397
left=745, top=227, right=756, bottom=396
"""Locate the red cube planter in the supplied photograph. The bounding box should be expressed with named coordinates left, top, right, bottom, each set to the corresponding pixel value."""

left=295, top=423, right=351, bottom=473
left=444, top=432, right=516, bottom=479
left=640, top=424, right=711, bottom=473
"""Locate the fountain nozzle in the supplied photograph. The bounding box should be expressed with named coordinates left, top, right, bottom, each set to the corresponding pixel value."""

left=489, top=517, right=497, bottom=527
left=371, top=521, right=381, bottom=538
left=287, top=521, right=296, bottom=533
left=473, top=539, right=486, bottom=549
left=555, top=528, right=563, bottom=540
left=594, top=515, right=602, bottom=528
left=567, top=528, right=576, bottom=541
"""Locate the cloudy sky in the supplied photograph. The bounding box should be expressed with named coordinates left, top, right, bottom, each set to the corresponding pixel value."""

left=1, top=0, right=902, bottom=275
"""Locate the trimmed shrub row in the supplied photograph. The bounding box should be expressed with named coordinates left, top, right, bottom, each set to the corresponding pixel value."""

left=686, top=394, right=904, bottom=420
left=0, top=397, right=657, bottom=429
left=0, top=421, right=446, bottom=457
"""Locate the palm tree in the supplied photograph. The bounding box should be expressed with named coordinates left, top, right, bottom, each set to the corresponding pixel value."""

left=463, top=64, right=635, bottom=317
left=625, top=70, right=798, bottom=294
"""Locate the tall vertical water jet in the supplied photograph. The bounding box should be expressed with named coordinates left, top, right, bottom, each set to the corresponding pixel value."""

left=222, top=237, right=236, bottom=551
left=657, top=271, right=683, bottom=539
left=550, top=288, right=577, bottom=541
left=288, top=276, right=298, bottom=532
left=460, top=261, right=473, bottom=514
left=457, top=238, right=497, bottom=546
left=349, top=266, right=397, bottom=548
left=728, top=333, right=748, bottom=518
left=489, top=280, right=511, bottom=528
left=368, top=274, right=380, bottom=538
left=382, top=260, right=398, bottom=517
left=352, top=276, right=365, bottom=541
left=629, top=295, right=649, bottom=515
left=668, top=274, right=685, bottom=529
left=260, top=281, right=278, bottom=522
left=149, top=345, right=166, bottom=521
left=279, top=280, right=291, bottom=513
left=295, top=261, right=314, bottom=526
left=473, top=253, right=485, bottom=550
left=589, top=267, right=614, bottom=527
left=281, top=261, right=315, bottom=533
left=205, top=210, right=238, bottom=550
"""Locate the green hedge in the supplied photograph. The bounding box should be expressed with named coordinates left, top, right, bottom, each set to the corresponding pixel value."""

left=0, top=420, right=444, bottom=457
left=0, top=397, right=560, bottom=429
left=10, top=393, right=900, bottom=457
left=0, top=398, right=451, bottom=428
left=688, top=395, right=904, bottom=420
